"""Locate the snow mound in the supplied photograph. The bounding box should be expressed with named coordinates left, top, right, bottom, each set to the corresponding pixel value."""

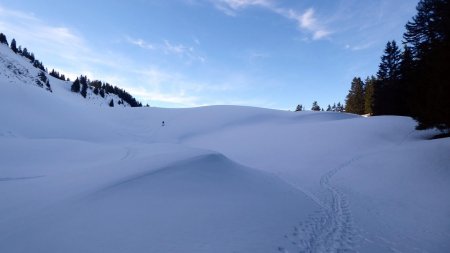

left=1, top=153, right=317, bottom=253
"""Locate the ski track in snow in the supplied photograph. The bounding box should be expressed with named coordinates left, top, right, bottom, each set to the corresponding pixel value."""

left=279, top=156, right=363, bottom=253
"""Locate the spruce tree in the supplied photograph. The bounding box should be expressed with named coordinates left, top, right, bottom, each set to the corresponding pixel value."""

left=345, top=77, right=365, bottom=115
left=109, top=99, right=114, bottom=107
left=336, top=102, right=344, bottom=112
left=71, top=78, right=81, bottom=93
left=10, top=39, right=18, bottom=53
left=403, top=0, right=450, bottom=131
left=0, top=33, right=8, bottom=46
left=364, top=76, right=376, bottom=115
left=295, top=104, right=303, bottom=112
left=311, top=101, right=321, bottom=111
left=373, top=41, right=402, bottom=115
left=80, top=82, right=88, bottom=98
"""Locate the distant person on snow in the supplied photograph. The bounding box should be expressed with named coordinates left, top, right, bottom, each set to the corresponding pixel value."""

left=162, top=121, right=165, bottom=127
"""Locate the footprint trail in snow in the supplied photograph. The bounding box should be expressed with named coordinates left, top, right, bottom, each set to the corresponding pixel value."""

left=279, top=156, right=362, bottom=253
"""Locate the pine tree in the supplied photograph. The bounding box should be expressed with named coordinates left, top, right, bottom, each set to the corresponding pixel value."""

left=345, top=77, right=365, bottom=115
left=364, top=76, right=376, bottom=115
left=403, top=0, right=450, bottom=131
left=295, top=104, right=303, bottom=111
left=377, top=41, right=401, bottom=81
left=311, top=101, right=321, bottom=111
left=99, top=89, right=105, bottom=98
left=336, top=102, right=344, bottom=112
left=80, top=82, right=88, bottom=98
left=109, top=99, right=114, bottom=107
left=10, top=39, right=18, bottom=53
left=326, top=104, right=332, bottom=111
left=373, top=41, right=402, bottom=115
left=0, top=33, right=8, bottom=46
left=71, top=78, right=81, bottom=93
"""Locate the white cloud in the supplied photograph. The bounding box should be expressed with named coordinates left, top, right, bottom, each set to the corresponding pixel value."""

left=0, top=6, right=87, bottom=55
left=211, top=0, right=273, bottom=16
left=211, top=1, right=331, bottom=40
left=126, top=36, right=155, bottom=50
left=124, top=86, right=201, bottom=107
left=275, top=8, right=331, bottom=40
left=125, top=36, right=206, bottom=63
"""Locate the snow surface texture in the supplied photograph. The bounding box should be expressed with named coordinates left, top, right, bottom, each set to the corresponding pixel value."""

left=1, top=44, right=450, bottom=253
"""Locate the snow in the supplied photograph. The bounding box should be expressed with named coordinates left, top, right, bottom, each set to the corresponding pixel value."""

left=1, top=43, right=450, bottom=252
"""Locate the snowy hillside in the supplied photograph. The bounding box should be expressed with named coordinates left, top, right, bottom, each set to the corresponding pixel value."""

left=0, top=44, right=136, bottom=108
left=1, top=42, right=450, bottom=253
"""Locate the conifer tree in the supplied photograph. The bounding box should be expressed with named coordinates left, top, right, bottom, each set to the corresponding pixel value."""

left=336, top=102, right=344, bottom=112
left=326, top=104, right=332, bottom=111
left=109, top=99, right=114, bottom=107
left=373, top=41, right=402, bottom=115
left=345, top=77, right=365, bottom=115
left=403, top=0, right=450, bottom=130
left=10, top=39, right=18, bottom=53
left=80, top=82, right=88, bottom=98
left=295, top=104, right=303, bottom=111
left=364, top=76, right=376, bottom=115
left=0, top=33, right=8, bottom=46
left=311, top=101, right=321, bottom=111
left=71, top=78, right=81, bottom=93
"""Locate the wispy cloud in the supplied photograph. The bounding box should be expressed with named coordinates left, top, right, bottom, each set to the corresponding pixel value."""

left=210, top=0, right=331, bottom=40
left=213, top=0, right=273, bottom=15
left=126, top=36, right=155, bottom=50
left=275, top=7, right=331, bottom=40
left=126, top=36, right=206, bottom=63
left=0, top=5, right=87, bottom=56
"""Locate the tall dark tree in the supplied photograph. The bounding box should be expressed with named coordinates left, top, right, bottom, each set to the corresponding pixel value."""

left=10, top=38, right=18, bottom=53
left=71, top=78, right=81, bottom=93
left=22, top=48, right=29, bottom=58
left=373, top=40, right=403, bottom=115
left=403, top=0, right=450, bottom=131
left=345, top=77, right=365, bottom=115
left=0, top=33, right=8, bottom=46
left=80, top=82, right=88, bottom=98
left=377, top=41, right=402, bottom=81
left=364, top=76, right=376, bottom=115
left=109, top=99, right=114, bottom=107
left=295, top=104, right=303, bottom=112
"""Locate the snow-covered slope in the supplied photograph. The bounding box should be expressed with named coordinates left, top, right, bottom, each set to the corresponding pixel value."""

left=1, top=42, right=449, bottom=253
left=0, top=44, right=133, bottom=108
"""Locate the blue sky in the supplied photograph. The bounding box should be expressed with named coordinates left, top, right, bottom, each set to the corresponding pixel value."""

left=0, top=0, right=418, bottom=109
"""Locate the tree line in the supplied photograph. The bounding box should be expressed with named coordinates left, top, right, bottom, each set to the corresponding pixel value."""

left=71, top=76, right=142, bottom=107
left=295, top=101, right=344, bottom=112
left=1, top=33, right=45, bottom=72
left=344, top=0, right=449, bottom=132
